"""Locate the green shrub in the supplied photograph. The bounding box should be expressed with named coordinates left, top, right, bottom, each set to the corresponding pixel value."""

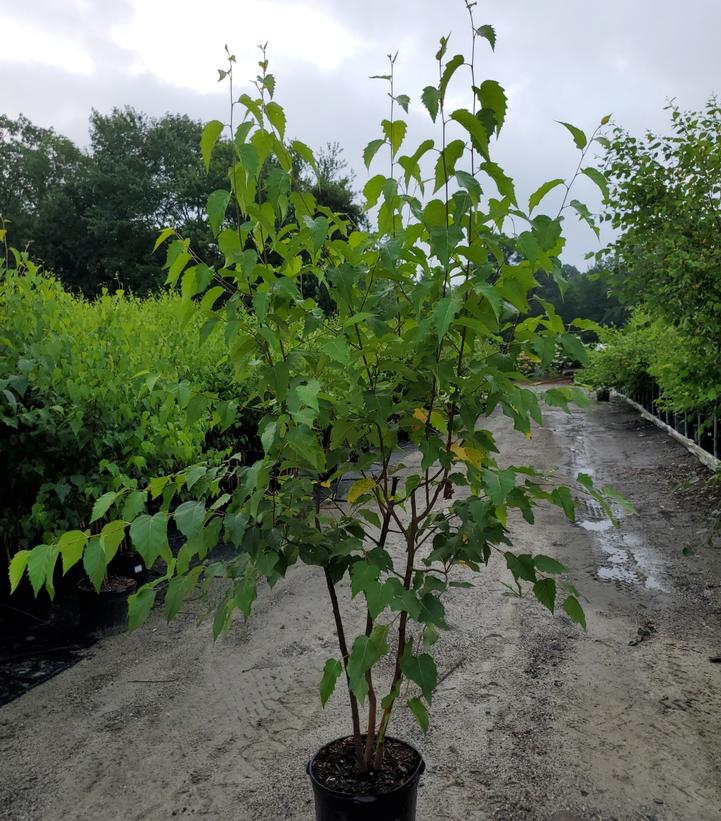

left=0, top=253, right=254, bottom=551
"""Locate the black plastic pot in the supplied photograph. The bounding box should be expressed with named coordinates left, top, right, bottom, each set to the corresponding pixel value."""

left=307, top=737, right=425, bottom=821
left=77, top=577, right=137, bottom=635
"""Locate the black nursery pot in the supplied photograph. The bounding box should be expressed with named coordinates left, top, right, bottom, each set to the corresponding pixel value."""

left=77, top=577, right=137, bottom=635
left=307, top=737, right=426, bottom=821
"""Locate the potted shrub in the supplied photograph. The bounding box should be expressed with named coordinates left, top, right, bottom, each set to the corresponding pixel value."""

left=9, top=12, right=627, bottom=819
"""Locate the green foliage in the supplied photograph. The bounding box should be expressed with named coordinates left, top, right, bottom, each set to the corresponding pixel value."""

left=11, top=23, right=622, bottom=774
left=0, top=257, right=256, bottom=553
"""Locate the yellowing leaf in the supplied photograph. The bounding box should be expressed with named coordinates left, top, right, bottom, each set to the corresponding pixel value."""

left=413, top=408, right=429, bottom=423
left=463, top=447, right=485, bottom=468
left=347, top=478, right=376, bottom=504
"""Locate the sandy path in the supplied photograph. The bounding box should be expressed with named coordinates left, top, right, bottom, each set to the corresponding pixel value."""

left=2, top=394, right=721, bottom=820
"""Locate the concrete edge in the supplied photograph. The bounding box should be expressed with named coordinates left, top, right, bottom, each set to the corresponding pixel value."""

left=616, top=392, right=721, bottom=473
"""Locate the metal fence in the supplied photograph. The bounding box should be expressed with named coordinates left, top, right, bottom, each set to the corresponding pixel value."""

left=629, top=383, right=720, bottom=461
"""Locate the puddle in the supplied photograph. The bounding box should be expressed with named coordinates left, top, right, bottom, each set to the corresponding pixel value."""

left=555, top=410, right=669, bottom=593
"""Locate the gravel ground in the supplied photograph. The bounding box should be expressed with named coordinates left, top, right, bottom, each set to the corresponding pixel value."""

left=2, top=393, right=721, bottom=820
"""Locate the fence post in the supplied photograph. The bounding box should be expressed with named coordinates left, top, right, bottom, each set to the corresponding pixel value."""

left=714, top=408, right=718, bottom=459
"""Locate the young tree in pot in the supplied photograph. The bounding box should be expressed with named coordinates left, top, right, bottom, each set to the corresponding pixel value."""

left=9, top=10, right=625, bottom=819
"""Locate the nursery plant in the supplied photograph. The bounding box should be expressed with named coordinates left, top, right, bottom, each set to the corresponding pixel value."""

left=8, top=5, right=624, bottom=816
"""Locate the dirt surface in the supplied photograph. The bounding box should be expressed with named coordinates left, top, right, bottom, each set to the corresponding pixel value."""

left=2, top=393, right=721, bottom=820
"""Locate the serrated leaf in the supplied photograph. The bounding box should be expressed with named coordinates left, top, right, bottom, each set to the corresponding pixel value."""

left=201, top=119, right=225, bottom=172
left=551, top=486, right=576, bottom=521
left=26, top=544, right=55, bottom=596
left=128, top=586, right=157, bottom=632
left=450, top=110, right=489, bottom=160
left=478, top=80, right=507, bottom=134
left=382, top=119, right=407, bottom=157
left=83, top=537, right=107, bottom=593
left=434, top=139, right=466, bottom=192
left=9, top=549, right=30, bottom=593
left=407, top=697, right=430, bottom=732
left=529, top=178, right=565, bottom=213
left=533, top=578, right=557, bottom=612
left=431, top=293, right=463, bottom=338
left=90, top=491, right=118, bottom=524
left=481, top=161, right=516, bottom=205
left=476, top=24, right=496, bottom=50
left=421, top=86, right=439, bottom=122
left=153, top=227, right=175, bottom=253
left=174, top=501, right=206, bottom=540
left=363, top=138, right=386, bottom=170
left=350, top=561, right=380, bottom=598
left=129, top=512, right=169, bottom=568
left=164, top=567, right=201, bottom=620
left=559, top=121, right=588, bottom=150
left=100, top=520, right=127, bottom=563
left=563, top=595, right=587, bottom=630
left=581, top=167, right=609, bottom=200
left=320, top=658, right=343, bottom=707
left=265, top=101, right=286, bottom=138
left=122, top=491, right=146, bottom=522
left=534, top=555, right=568, bottom=575
left=401, top=652, right=438, bottom=703
left=207, top=189, right=230, bottom=237
left=347, top=478, right=376, bottom=504
left=56, top=530, right=88, bottom=574
left=347, top=625, right=389, bottom=701
left=395, top=94, right=410, bottom=113
left=439, top=54, right=464, bottom=102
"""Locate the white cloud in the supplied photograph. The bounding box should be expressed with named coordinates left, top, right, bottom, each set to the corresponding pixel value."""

left=0, top=15, right=94, bottom=75
left=109, top=0, right=370, bottom=94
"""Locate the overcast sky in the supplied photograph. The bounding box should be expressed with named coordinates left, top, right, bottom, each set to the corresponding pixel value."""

left=2, top=0, right=719, bottom=266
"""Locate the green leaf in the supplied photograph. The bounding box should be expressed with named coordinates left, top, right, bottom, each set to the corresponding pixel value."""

left=534, top=555, right=568, bottom=575
left=347, top=625, right=389, bottom=701
left=128, top=586, right=157, bottom=632
left=122, top=491, right=146, bottom=522
left=320, top=658, right=343, bottom=707
left=407, top=697, right=430, bottom=732
left=529, top=178, right=565, bottom=213
left=581, top=167, right=609, bottom=201
left=234, top=571, right=257, bottom=618
left=350, top=561, right=380, bottom=597
left=434, top=139, right=466, bottom=192
left=476, top=24, right=496, bottom=50
left=363, top=138, right=386, bottom=169
left=265, top=101, right=286, bottom=138
left=26, top=544, right=55, bottom=596
left=478, top=80, right=507, bottom=134
left=56, top=530, right=88, bottom=574
left=563, top=595, right=587, bottom=630
left=90, top=491, right=118, bottom=524
left=421, top=86, right=440, bottom=122
left=321, top=337, right=351, bottom=366
left=8, top=549, right=30, bottom=594
left=395, top=94, right=410, bottom=113
left=560, top=333, right=587, bottom=365
left=450, top=110, right=489, bottom=160
left=153, top=227, right=175, bottom=253
left=382, top=119, right=407, bottom=157
left=481, top=162, right=516, bottom=205
left=559, top=121, right=588, bottom=150
left=207, top=189, right=231, bottom=237
left=551, top=486, right=576, bottom=521
left=401, top=652, right=438, bottom=703
left=432, top=294, right=463, bottom=338
left=164, top=567, right=201, bottom=620
left=83, top=537, right=106, bottom=593
left=533, top=578, right=557, bottom=612
left=439, top=54, right=464, bottom=102
left=129, top=512, right=169, bottom=568
left=201, top=119, right=225, bottom=171
left=483, top=468, right=516, bottom=506
left=100, top=520, right=127, bottom=563
left=174, top=501, right=206, bottom=540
